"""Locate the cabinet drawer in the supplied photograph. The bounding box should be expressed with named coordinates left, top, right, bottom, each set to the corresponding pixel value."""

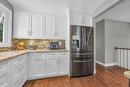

left=31, top=53, right=46, bottom=59
left=0, top=66, right=8, bottom=77
left=12, top=64, right=25, bottom=77
left=12, top=70, right=25, bottom=84
left=0, top=62, right=8, bottom=81
left=0, top=73, right=8, bottom=87
left=57, top=52, right=67, bottom=58
left=19, top=73, right=26, bottom=87
left=12, top=56, right=26, bottom=70
left=47, top=53, right=57, bottom=59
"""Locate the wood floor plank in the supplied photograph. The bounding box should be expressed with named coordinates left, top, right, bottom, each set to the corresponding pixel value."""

left=24, top=64, right=129, bottom=87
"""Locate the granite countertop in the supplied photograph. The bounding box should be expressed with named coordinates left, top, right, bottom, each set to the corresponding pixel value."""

left=0, top=49, right=69, bottom=61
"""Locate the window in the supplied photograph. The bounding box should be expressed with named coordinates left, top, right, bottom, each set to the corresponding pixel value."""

left=0, top=3, right=12, bottom=47
left=0, top=11, right=4, bottom=42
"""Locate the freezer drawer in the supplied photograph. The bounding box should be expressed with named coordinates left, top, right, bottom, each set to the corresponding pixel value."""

left=70, top=59, right=94, bottom=77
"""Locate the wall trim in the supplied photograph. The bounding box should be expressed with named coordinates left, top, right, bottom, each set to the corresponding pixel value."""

left=96, top=61, right=105, bottom=66
left=105, top=62, right=117, bottom=67
left=96, top=61, right=117, bottom=67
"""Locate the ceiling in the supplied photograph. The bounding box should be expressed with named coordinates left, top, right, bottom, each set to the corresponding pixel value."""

left=7, top=0, right=106, bottom=15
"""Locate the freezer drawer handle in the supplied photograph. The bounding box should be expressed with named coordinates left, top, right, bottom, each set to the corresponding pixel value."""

left=74, top=59, right=93, bottom=63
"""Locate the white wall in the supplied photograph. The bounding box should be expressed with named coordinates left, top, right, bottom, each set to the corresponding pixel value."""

left=105, top=20, right=130, bottom=64
left=96, top=20, right=105, bottom=63
left=95, top=19, right=130, bottom=66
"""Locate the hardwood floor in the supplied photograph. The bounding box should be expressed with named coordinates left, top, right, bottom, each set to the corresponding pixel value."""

left=24, top=64, right=129, bottom=87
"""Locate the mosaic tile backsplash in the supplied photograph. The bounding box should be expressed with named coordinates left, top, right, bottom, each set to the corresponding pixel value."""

left=12, top=39, right=65, bottom=50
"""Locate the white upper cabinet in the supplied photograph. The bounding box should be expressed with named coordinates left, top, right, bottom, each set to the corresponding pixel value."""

left=70, top=13, right=92, bottom=26
left=13, top=12, right=67, bottom=39
left=70, top=13, right=81, bottom=25
left=14, top=12, right=31, bottom=38
left=82, top=15, right=92, bottom=26
left=45, top=15, right=55, bottom=39
left=31, top=14, right=43, bottom=38
left=55, top=16, right=66, bottom=39
left=41, top=15, right=46, bottom=38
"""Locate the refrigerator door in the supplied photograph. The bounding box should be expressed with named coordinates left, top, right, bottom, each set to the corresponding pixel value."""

left=70, top=25, right=94, bottom=53
left=80, top=26, right=94, bottom=52
left=71, top=52, right=93, bottom=60
left=70, top=58, right=94, bottom=77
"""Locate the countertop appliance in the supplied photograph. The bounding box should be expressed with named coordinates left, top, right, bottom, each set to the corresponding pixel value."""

left=70, top=25, right=94, bottom=77
left=49, top=42, right=59, bottom=50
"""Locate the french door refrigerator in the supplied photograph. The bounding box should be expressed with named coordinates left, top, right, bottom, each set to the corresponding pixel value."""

left=70, top=25, right=94, bottom=77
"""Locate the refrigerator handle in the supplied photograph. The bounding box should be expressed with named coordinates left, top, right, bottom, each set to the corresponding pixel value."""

left=73, top=59, right=93, bottom=63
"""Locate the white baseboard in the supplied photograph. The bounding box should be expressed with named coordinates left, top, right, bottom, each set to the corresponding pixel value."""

left=105, top=63, right=117, bottom=67
left=96, top=61, right=117, bottom=67
left=96, top=61, right=105, bottom=66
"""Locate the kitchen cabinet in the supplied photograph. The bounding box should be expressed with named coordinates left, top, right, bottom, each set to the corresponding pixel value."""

left=55, top=16, right=66, bottom=39
left=57, top=52, right=68, bottom=75
left=14, top=12, right=31, bottom=38
left=28, top=53, right=46, bottom=79
left=70, top=13, right=81, bottom=26
left=11, top=54, right=27, bottom=87
left=70, top=13, right=92, bottom=26
left=31, top=14, right=43, bottom=38
left=0, top=54, right=27, bottom=87
left=46, top=53, right=57, bottom=76
left=46, top=15, right=55, bottom=39
left=13, top=12, right=67, bottom=39
left=0, top=61, right=10, bottom=87
left=42, top=15, right=46, bottom=38
left=28, top=52, right=68, bottom=80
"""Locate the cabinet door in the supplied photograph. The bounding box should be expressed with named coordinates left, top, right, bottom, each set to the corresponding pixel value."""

left=58, top=58, right=68, bottom=74
left=46, top=15, right=55, bottom=38
left=82, top=15, right=92, bottom=26
left=31, top=14, right=42, bottom=38
left=70, top=13, right=81, bottom=25
left=57, top=53, right=68, bottom=75
left=55, top=16, right=66, bottom=39
left=31, top=57, right=46, bottom=78
left=14, top=12, right=31, bottom=38
left=46, top=53, right=57, bottom=76
left=42, top=15, right=46, bottom=38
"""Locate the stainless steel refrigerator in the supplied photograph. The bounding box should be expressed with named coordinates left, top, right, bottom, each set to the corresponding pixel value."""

left=70, top=25, right=94, bottom=77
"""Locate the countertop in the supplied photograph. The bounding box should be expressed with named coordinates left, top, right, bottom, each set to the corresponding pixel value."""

left=0, top=49, right=69, bottom=61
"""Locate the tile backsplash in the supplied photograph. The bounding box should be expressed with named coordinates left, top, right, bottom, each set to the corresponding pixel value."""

left=12, top=39, right=65, bottom=50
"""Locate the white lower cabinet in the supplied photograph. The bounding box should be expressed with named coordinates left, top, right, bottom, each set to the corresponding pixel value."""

left=28, top=53, right=46, bottom=79
left=46, top=53, right=57, bottom=76
left=28, top=52, right=68, bottom=80
left=11, top=54, right=27, bottom=87
left=57, top=53, right=68, bottom=75
left=0, top=52, right=68, bottom=87
left=0, top=61, right=10, bottom=87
